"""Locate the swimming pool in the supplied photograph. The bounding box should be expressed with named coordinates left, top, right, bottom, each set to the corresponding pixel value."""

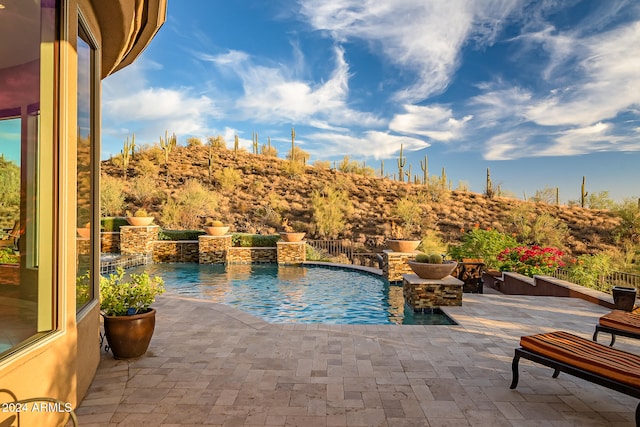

left=128, top=263, right=456, bottom=325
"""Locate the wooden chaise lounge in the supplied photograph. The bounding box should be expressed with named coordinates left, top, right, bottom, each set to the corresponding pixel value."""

left=511, top=331, right=640, bottom=424
left=593, top=309, right=640, bottom=346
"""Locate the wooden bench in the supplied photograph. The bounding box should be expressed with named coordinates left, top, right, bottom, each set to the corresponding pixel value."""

left=593, top=309, right=640, bottom=346
left=511, top=331, right=640, bottom=425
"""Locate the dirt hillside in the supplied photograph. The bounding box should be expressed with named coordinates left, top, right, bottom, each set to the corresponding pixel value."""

left=101, top=144, right=621, bottom=255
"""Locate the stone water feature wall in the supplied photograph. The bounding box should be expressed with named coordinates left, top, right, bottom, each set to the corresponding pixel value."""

left=100, top=232, right=120, bottom=253
left=382, top=250, right=419, bottom=282
left=153, top=241, right=199, bottom=263
left=403, top=274, right=463, bottom=309
left=120, top=225, right=160, bottom=255
left=199, top=235, right=232, bottom=264
left=277, top=241, right=306, bottom=264
left=227, top=247, right=277, bottom=264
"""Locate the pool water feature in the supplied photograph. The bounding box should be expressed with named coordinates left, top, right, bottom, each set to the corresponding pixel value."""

left=128, top=264, right=456, bottom=325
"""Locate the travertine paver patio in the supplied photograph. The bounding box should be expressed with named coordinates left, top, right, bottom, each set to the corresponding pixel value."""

left=76, top=291, right=640, bottom=426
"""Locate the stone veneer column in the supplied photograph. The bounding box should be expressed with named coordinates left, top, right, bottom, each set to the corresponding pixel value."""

left=276, top=241, right=306, bottom=264
left=382, top=249, right=419, bottom=282
left=199, top=235, right=232, bottom=264
left=402, top=274, right=463, bottom=310
left=120, top=225, right=160, bottom=255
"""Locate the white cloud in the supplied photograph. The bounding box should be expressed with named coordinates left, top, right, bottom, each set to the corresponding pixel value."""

left=102, top=59, right=220, bottom=150
left=203, top=45, right=384, bottom=129
left=298, top=0, right=525, bottom=102
left=389, top=104, right=472, bottom=141
left=305, top=130, right=428, bottom=159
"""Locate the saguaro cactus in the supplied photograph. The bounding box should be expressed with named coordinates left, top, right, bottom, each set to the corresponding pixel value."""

left=159, top=130, right=177, bottom=164
left=121, top=134, right=135, bottom=180
left=485, top=167, right=494, bottom=198
left=420, top=155, right=428, bottom=186
left=581, top=176, right=588, bottom=207
left=397, top=144, right=406, bottom=183
left=252, top=132, right=259, bottom=155
left=234, top=135, right=239, bottom=155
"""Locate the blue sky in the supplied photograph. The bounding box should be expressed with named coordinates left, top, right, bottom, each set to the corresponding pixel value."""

left=100, top=0, right=640, bottom=203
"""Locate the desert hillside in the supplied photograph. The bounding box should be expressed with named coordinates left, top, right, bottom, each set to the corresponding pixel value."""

left=101, top=144, right=622, bottom=255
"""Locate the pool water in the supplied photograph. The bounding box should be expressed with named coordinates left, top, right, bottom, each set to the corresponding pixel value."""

left=129, top=264, right=456, bottom=325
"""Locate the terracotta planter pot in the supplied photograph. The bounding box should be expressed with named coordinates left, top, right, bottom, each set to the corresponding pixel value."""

left=386, top=239, right=421, bottom=252
left=103, top=308, right=156, bottom=359
left=76, top=227, right=91, bottom=238
left=204, top=226, right=229, bottom=236
left=126, top=216, right=154, bottom=226
left=280, top=232, right=305, bottom=242
left=408, top=261, right=458, bottom=280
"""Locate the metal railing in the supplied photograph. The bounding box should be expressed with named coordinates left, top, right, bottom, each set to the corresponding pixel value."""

left=550, top=268, right=640, bottom=293
left=306, top=239, right=380, bottom=268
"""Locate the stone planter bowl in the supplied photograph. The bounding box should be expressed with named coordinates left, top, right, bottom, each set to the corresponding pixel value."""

left=408, top=261, right=458, bottom=280
left=204, top=226, right=230, bottom=236
left=280, top=232, right=306, bottom=242
left=386, top=239, right=421, bottom=252
left=126, top=216, right=154, bottom=226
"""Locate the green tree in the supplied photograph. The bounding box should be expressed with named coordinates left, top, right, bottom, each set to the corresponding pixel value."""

left=0, top=156, right=20, bottom=227
left=311, top=186, right=353, bottom=238
left=447, top=229, right=518, bottom=269
left=100, top=175, right=125, bottom=216
left=160, top=179, right=218, bottom=229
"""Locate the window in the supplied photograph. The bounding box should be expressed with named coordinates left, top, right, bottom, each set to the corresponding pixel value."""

left=76, top=19, right=98, bottom=311
left=0, top=0, right=57, bottom=357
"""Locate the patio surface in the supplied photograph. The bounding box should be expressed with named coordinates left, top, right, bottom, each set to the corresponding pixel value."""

left=76, top=290, right=640, bottom=426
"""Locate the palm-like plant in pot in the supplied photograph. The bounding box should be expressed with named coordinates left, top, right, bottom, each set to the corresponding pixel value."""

left=100, top=267, right=165, bottom=359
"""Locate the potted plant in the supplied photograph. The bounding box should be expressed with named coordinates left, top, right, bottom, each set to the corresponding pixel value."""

left=386, top=224, right=421, bottom=252
left=203, top=219, right=230, bottom=236
left=125, top=208, right=154, bottom=226
left=408, top=252, right=458, bottom=280
left=77, top=222, right=91, bottom=238
left=100, top=267, right=165, bottom=359
left=279, top=218, right=305, bottom=242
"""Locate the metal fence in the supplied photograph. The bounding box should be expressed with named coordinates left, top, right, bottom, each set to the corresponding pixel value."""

left=306, top=239, right=380, bottom=268
left=550, top=268, right=640, bottom=293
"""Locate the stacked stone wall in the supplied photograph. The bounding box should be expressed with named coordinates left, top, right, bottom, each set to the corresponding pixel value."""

left=403, top=274, right=463, bottom=309
left=153, top=241, right=199, bottom=263
left=227, top=247, right=277, bottom=264
left=120, top=225, right=160, bottom=255
left=199, top=235, right=232, bottom=264
left=276, top=242, right=306, bottom=264
left=382, top=250, right=419, bottom=282
left=100, top=232, right=120, bottom=253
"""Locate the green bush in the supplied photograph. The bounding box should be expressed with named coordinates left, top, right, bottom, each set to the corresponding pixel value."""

left=100, top=217, right=129, bottom=232
left=100, top=267, right=165, bottom=316
left=231, top=233, right=280, bottom=247
left=447, top=228, right=518, bottom=269
left=158, top=229, right=205, bottom=241
left=0, top=248, right=19, bottom=264
left=305, top=244, right=331, bottom=261
left=565, top=253, right=613, bottom=291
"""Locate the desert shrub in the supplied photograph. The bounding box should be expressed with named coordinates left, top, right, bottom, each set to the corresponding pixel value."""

left=261, top=145, right=278, bottom=157
left=564, top=253, right=613, bottom=291
left=313, top=160, right=331, bottom=170
left=186, top=137, right=203, bottom=147
left=286, top=146, right=310, bottom=164
left=160, top=179, right=218, bottom=229
left=418, top=231, right=447, bottom=254
left=100, top=217, right=129, bottom=232
left=447, top=228, right=518, bottom=269
left=100, top=175, right=125, bottom=216
left=135, top=157, right=160, bottom=177
left=311, top=186, right=353, bottom=238
left=305, top=244, right=331, bottom=261
left=530, top=212, right=569, bottom=248
left=231, top=233, right=280, bottom=247
left=128, top=175, right=163, bottom=208
left=207, top=135, right=226, bottom=149
left=392, top=194, right=424, bottom=238
left=426, top=175, right=449, bottom=203
left=530, top=187, right=559, bottom=204
left=337, top=156, right=375, bottom=176
left=613, top=198, right=640, bottom=244
left=213, top=167, right=242, bottom=191
left=281, top=160, right=306, bottom=177
left=158, top=229, right=205, bottom=240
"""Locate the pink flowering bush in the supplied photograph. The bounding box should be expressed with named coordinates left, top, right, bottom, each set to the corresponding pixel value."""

left=496, top=245, right=565, bottom=277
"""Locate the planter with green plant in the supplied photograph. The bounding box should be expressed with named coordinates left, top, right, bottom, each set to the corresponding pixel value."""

left=100, top=267, right=165, bottom=359
left=408, top=252, right=458, bottom=280
left=125, top=209, right=154, bottom=226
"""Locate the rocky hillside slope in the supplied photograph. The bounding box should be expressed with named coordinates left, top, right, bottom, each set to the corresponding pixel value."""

left=101, top=144, right=622, bottom=255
